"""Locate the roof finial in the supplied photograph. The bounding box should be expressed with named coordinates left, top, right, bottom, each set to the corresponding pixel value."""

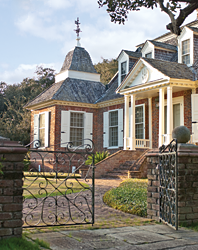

left=74, top=17, right=82, bottom=47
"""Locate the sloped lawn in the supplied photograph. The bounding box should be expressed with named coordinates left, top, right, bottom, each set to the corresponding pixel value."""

left=103, top=178, right=148, bottom=217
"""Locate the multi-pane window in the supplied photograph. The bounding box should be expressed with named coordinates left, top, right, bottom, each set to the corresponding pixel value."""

left=121, top=61, right=127, bottom=82
left=145, top=52, right=152, bottom=58
left=70, top=112, right=84, bottom=146
left=135, top=106, right=144, bottom=139
left=109, top=111, right=118, bottom=147
left=182, top=39, right=190, bottom=65
left=39, top=113, right=45, bottom=147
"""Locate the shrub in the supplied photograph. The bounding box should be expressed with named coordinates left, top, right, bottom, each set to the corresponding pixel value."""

left=85, top=151, right=110, bottom=165
left=103, top=178, right=148, bottom=217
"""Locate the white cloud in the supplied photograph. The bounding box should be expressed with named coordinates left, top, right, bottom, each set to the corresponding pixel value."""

left=0, top=63, right=60, bottom=85
left=15, top=13, right=73, bottom=41
left=44, top=0, right=72, bottom=9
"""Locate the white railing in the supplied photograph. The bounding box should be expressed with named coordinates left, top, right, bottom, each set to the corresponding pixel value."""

left=187, top=134, right=197, bottom=145
left=162, top=134, right=168, bottom=145
left=125, top=137, right=151, bottom=149
left=135, top=139, right=151, bottom=148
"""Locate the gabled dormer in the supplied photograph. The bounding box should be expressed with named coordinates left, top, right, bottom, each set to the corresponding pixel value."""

left=141, top=40, right=177, bottom=62
left=141, top=41, right=154, bottom=59
left=117, top=50, right=141, bottom=86
left=178, top=26, right=195, bottom=66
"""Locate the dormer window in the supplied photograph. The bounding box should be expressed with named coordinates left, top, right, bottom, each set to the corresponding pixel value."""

left=121, top=61, right=127, bottom=82
left=182, top=39, right=190, bottom=65
left=145, top=52, right=152, bottom=58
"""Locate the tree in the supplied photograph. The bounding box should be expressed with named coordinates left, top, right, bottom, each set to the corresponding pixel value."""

left=94, top=58, right=118, bottom=84
left=98, top=0, right=198, bottom=35
left=0, top=67, right=55, bottom=145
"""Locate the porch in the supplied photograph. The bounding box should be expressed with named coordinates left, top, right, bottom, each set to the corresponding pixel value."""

left=123, top=82, right=197, bottom=150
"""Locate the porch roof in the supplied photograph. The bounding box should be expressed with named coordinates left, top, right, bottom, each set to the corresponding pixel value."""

left=117, top=58, right=197, bottom=99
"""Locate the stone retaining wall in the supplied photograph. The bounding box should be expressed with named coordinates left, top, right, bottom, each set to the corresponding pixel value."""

left=146, top=143, right=198, bottom=226
left=0, top=140, right=27, bottom=239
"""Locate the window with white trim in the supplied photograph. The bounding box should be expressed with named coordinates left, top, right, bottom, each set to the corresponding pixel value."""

left=121, top=61, right=127, bottom=82
left=34, top=112, right=49, bottom=148
left=182, top=39, right=190, bottom=65
left=70, top=112, right=84, bottom=146
left=61, top=111, right=93, bottom=147
left=109, top=111, right=118, bottom=147
left=135, top=105, right=144, bottom=139
left=145, top=52, right=152, bottom=58
left=103, top=109, right=123, bottom=148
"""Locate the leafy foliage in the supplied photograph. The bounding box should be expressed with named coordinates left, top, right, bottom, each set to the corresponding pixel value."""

left=103, top=178, right=148, bottom=217
left=98, top=0, right=198, bottom=35
left=85, top=151, right=110, bottom=165
left=0, top=66, right=55, bottom=145
left=94, top=58, right=118, bottom=84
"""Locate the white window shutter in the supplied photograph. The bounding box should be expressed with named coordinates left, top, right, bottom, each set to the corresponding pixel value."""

left=84, top=112, right=93, bottom=142
left=103, top=112, right=109, bottom=148
left=61, top=110, right=70, bottom=147
left=191, top=94, right=198, bottom=142
left=45, top=112, right=49, bottom=147
left=34, top=114, right=39, bottom=148
left=118, top=109, right=123, bottom=147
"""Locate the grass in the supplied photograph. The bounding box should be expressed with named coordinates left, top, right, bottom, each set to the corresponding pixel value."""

left=23, top=176, right=89, bottom=199
left=0, top=236, right=50, bottom=250
left=103, top=178, right=148, bottom=217
left=180, top=222, right=198, bottom=232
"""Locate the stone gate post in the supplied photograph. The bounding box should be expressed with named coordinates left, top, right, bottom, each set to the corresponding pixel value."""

left=146, top=143, right=198, bottom=226
left=0, top=140, right=27, bottom=239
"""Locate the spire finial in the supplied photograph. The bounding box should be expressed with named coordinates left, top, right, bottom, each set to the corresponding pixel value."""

left=74, top=17, right=82, bottom=47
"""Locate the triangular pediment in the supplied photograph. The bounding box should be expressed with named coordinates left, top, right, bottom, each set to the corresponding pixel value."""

left=118, top=58, right=169, bottom=91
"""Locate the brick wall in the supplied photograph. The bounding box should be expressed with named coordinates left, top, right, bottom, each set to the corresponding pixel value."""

left=146, top=144, right=198, bottom=226
left=0, top=140, right=27, bottom=239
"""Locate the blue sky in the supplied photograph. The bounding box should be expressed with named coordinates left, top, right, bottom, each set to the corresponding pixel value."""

left=0, top=0, right=197, bottom=85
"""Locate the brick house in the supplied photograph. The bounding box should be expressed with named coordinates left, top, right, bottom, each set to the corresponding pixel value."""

left=25, top=18, right=198, bottom=164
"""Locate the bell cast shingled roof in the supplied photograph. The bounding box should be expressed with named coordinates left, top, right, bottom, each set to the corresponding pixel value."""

left=25, top=78, right=106, bottom=107
left=60, top=46, right=98, bottom=74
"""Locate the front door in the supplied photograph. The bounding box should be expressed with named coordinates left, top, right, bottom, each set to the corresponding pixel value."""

left=164, top=103, right=181, bottom=134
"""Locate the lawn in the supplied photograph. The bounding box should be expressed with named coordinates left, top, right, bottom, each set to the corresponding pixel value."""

left=0, top=236, right=50, bottom=250
left=103, top=178, right=148, bottom=217
left=23, top=175, right=89, bottom=199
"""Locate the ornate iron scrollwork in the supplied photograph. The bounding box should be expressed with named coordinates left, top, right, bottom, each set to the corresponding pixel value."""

left=23, top=139, right=95, bottom=228
left=159, top=138, right=178, bottom=230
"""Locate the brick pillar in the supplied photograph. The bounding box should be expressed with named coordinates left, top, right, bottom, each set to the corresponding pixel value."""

left=177, top=144, right=198, bottom=226
left=146, top=149, right=160, bottom=222
left=146, top=144, right=198, bottom=226
left=0, top=140, right=27, bottom=239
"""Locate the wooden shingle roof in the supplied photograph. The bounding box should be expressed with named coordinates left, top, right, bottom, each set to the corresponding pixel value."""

left=60, top=46, right=97, bottom=74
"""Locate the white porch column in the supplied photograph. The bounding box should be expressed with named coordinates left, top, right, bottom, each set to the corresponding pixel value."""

left=159, top=88, right=165, bottom=147
left=130, top=94, right=136, bottom=150
left=148, top=97, right=152, bottom=148
left=124, top=95, right=130, bottom=150
left=167, top=86, right=173, bottom=143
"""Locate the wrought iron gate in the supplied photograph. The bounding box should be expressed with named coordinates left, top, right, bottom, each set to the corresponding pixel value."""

left=159, top=138, right=178, bottom=230
left=23, top=140, right=95, bottom=228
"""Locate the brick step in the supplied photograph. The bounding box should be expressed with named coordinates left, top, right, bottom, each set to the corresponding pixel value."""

left=107, top=170, right=128, bottom=175
left=128, top=171, right=141, bottom=178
